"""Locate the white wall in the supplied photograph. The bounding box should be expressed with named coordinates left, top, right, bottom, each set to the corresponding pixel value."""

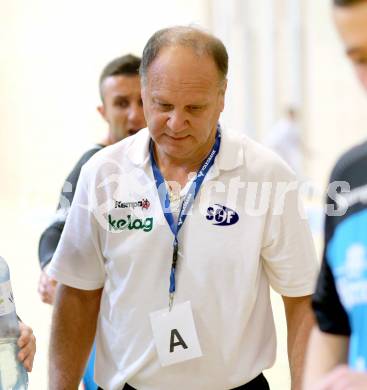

left=305, top=0, right=367, bottom=189
left=0, top=0, right=211, bottom=207
left=212, top=0, right=367, bottom=188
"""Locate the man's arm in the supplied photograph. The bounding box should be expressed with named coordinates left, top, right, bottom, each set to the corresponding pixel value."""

left=38, top=146, right=103, bottom=303
left=302, top=326, right=349, bottom=389
left=49, top=284, right=102, bottom=389
left=282, top=295, right=315, bottom=390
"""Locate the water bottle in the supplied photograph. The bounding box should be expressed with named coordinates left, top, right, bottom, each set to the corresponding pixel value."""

left=0, top=257, right=28, bottom=390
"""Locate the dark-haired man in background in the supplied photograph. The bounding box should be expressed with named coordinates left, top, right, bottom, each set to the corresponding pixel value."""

left=38, top=54, right=145, bottom=389
left=304, top=1, right=367, bottom=389
left=38, top=54, right=145, bottom=302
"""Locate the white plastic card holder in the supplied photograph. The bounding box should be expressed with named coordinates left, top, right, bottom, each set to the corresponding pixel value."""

left=149, top=301, right=203, bottom=367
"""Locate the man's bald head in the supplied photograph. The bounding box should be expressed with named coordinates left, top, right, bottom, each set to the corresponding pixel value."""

left=140, top=26, right=228, bottom=86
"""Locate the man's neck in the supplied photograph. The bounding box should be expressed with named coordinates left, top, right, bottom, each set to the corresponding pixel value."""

left=153, top=141, right=215, bottom=188
left=98, top=133, right=112, bottom=147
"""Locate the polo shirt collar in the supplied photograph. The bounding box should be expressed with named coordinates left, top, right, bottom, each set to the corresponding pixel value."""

left=126, top=127, right=151, bottom=168
left=126, top=125, right=244, bottom=175
left=211, top=126, right=244, bottom=177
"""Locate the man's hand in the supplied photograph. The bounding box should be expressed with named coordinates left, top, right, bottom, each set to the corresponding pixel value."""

left=38, top=269, right=57, bottom=304
left=17, top=322, right=36, bottom=372
left=303, top=327, right=349, bottom=389
left=311, top=365, right=367, bottom=390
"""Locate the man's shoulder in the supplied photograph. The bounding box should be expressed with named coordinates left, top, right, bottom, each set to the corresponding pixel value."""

left=223, top=128, right=278, bottom=159
left=79, top=129, right=150, bottom=181
left=330, top=139, right=367, bottom=183
left=224, top=129, right=296, bottom=181
left=77, top=144, right=104, bottom=165
left=63, top=144, right=105, bottom=185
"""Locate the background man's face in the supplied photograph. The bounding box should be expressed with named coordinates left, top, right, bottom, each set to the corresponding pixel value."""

left=141, top=46, right=226, bottom=162
left=334, top=1, right=367, bottom=90
left=99, top=75, right=146, bottom=143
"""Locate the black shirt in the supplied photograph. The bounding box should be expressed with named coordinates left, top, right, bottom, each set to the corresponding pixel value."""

left=313, top=140, right=367, bottom=369
left=38, top=145, right=104, bottom=269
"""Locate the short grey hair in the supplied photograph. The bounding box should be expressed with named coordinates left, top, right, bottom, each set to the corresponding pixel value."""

left=140, top=26, right=228, bottom=85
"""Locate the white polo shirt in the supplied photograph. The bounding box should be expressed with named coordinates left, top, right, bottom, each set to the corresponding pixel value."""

left=48, top=127, right=318, bottom=390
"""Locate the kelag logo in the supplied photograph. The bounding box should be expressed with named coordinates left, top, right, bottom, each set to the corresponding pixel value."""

left=206, top=204, right=239, bottom=226
left=108, top=214, right=153, bottom=232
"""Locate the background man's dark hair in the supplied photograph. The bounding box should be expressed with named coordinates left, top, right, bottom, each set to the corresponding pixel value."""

left=333, top=0, right=367, bottom=6
left=99, top=54, right=141, bottom=100
left=140, top=26, right=228, bottom=85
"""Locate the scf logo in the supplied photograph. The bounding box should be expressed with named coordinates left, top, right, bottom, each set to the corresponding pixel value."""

left=206, top=204, right=239, bottom=226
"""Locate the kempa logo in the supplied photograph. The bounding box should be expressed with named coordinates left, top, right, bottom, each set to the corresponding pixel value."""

left=115, top=199, right=150, bottom=210
left=108, top=214, right=153, bottom=232
left=206, top=204, right=239, bottom=226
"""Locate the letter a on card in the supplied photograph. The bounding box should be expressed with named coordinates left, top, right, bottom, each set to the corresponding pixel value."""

left=150, top=301, right=202, bottom=366
left=170, top=329, right=188, bottom=353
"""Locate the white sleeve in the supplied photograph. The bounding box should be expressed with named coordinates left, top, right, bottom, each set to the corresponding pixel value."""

left=47, top=165, right=106, bottom=290
left=261, top=180, right=319, bottom=297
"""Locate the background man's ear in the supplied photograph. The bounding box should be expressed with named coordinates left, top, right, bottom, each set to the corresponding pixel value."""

left=97, top=105, right=107, bottom=121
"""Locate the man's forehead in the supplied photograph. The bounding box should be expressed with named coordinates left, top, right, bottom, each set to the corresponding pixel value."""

left=148, top=71, right=218, bottom=92
left=334, top=2, right=367, bottom=50
left=102, top=75, right=141, bottom=95
left=145, top=46, right=221, bottom=88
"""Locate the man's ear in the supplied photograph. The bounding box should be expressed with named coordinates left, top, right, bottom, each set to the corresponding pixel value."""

left=219, top=79, right=227, bottom=112
left=221, top=79, right=228, bottom=95
left=97, top=105, right=107, bottom=122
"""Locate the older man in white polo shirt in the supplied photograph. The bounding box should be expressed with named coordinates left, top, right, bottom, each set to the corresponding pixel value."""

left=47, top=26, right=318, bottom=390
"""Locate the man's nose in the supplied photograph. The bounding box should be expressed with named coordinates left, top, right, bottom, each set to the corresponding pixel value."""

left=167, top=109, right=188, bottom=133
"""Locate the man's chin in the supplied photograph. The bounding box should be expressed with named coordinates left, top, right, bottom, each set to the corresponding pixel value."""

left=112, top=131, right=130, bottom=143
left=157, top=144, right=192, bottom=160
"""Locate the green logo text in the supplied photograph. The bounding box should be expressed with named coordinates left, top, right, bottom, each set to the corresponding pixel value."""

left=108, top=214, right=153, bottom=232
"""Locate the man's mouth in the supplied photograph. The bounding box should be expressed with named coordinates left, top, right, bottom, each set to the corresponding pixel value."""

left=168, top=135, right=190, bottom=141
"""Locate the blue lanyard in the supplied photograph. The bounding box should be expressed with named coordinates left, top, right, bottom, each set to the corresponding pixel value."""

left=150, top=126, right=221, bottom=310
